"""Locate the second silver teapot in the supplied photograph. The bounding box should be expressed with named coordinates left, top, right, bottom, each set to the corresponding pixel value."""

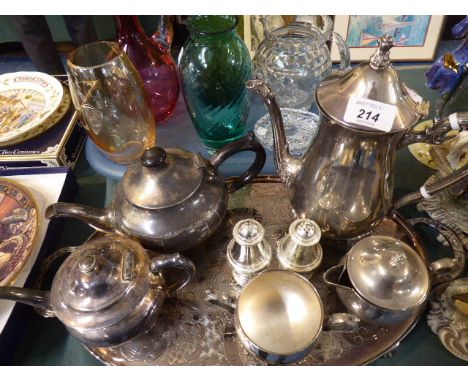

left=0, top=235, right=195, bottom=347
left=46, top=133, right=265, bottom=252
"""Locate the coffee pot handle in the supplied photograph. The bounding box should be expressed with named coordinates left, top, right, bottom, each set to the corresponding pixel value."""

left=399, top=112, right=468, bottom=147
left=392, top=164, right=467, bottom=210
left=407, top=217, right=465, bottom=285
left=150, top=253, right=195, bottom=294
left=209, top=132, right=266, bottom=193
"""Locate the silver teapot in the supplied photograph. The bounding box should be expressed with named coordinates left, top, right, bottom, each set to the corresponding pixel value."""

left=46, top=133, right=265, bottom=252
left=248, top=35, right=468, bottom=239
left=0, top=235, right=195, bottom=347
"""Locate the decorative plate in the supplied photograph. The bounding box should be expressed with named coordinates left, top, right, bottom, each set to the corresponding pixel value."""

left=0, top=178, right=39, bottom=286
left=0, top=85, right=71, bottom=148
left=0, top=72, right=63, bottom=146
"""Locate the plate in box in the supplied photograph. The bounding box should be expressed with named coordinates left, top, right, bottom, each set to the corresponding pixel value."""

left=0, top=72, right=64, bottom=146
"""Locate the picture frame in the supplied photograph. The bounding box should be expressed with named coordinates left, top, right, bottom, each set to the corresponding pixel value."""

left=331, top=15, right=445, bottom=62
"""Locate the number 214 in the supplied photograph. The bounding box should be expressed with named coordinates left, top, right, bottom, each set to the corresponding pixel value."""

left=357, top=109, right=380, bottom=122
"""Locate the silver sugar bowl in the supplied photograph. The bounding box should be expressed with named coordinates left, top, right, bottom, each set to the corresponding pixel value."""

left=277, top=218, right=323, bottom=275
left=227, top=219, right=272, bottom=286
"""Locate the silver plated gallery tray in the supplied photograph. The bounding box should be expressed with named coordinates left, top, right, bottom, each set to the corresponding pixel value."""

left=83, top=176, right=428, bottom=365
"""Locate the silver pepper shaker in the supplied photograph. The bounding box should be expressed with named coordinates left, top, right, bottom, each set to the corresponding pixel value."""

left=227, top=219, right=272, bottom=286
left=276, top=218, right=323, bottom=276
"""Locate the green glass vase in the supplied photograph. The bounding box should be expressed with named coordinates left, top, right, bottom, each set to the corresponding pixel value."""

left=179, top=16, right=253, bottom=150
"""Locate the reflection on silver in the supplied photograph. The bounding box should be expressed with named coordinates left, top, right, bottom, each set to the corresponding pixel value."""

left=236, top=270, right=324, bottom=364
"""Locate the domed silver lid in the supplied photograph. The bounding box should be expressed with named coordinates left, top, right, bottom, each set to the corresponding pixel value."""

left=51, top=236, right=152, bottom=331
left=316, top=35, right=429, bottom=133
left=122, top=147, right=204, bottom=209
left=346, top=235, right=430, bottom=311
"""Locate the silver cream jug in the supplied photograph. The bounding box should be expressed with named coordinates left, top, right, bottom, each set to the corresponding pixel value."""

left=248, top=35, right=468, bottom=239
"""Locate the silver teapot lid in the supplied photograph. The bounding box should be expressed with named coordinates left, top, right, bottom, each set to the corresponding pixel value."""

left=346, top=235, right=430, bottom=311
left=51, top=236, right=152, bottom=331
left=122, top=147, right=203, bottom=209
left=316, top=35, right=429, bottom=133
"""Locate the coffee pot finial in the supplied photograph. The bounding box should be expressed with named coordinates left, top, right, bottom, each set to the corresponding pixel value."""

left=370, top=35, right=394, bottom=69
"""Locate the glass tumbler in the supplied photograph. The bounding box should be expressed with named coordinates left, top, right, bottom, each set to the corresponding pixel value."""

left=67, top=41, right=156, bottom=164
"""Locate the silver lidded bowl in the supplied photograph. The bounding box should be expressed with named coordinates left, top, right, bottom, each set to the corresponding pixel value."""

left=324, top=235, right=430, bottom=325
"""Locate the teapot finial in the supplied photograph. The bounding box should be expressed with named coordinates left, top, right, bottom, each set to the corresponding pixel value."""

left=370, top=35, right=394, bottom=70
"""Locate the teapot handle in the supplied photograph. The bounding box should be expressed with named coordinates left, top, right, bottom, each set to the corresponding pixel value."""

left=209, top=132, right=266, bottom=193
left=407, top=217, right=465, bottom=285
left=150, top=253, right=195, bottom=294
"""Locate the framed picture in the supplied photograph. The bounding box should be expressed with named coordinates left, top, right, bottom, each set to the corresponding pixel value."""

left=331, top=15, right=445, bottom=62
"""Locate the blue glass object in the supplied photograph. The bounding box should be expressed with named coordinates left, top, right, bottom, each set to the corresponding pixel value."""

left=426, top=16, right=468, bottom=95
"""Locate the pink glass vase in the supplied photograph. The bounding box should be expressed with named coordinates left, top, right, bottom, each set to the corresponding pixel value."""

left=116, top=16, right=180, bottom=122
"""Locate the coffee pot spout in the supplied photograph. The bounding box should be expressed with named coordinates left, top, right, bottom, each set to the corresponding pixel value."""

left=246, top=79, right=301, bottom=185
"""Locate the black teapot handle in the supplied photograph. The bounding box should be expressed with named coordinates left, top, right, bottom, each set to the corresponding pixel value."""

left=209, top=132, right=266, bottom=193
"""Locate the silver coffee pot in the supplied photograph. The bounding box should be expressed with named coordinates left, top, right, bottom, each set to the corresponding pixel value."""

left=248, top=35, right=468, bottom=239
left=45, top=133, right=265, bottom=252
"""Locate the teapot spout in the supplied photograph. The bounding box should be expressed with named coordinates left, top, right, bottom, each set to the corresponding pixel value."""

left=0, top=287, right=54, bottom=316
left=45, top=203, right=115, bottom=233
left=246, top=79, right=301, bottom=185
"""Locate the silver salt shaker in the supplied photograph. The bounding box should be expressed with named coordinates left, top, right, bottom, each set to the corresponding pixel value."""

left=227, top=219, right=272, bottom=286
left=276, top=218, right=323, bottom=276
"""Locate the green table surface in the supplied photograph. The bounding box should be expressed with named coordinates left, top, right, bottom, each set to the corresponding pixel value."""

left=7, top=65, right=468, bottom=366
